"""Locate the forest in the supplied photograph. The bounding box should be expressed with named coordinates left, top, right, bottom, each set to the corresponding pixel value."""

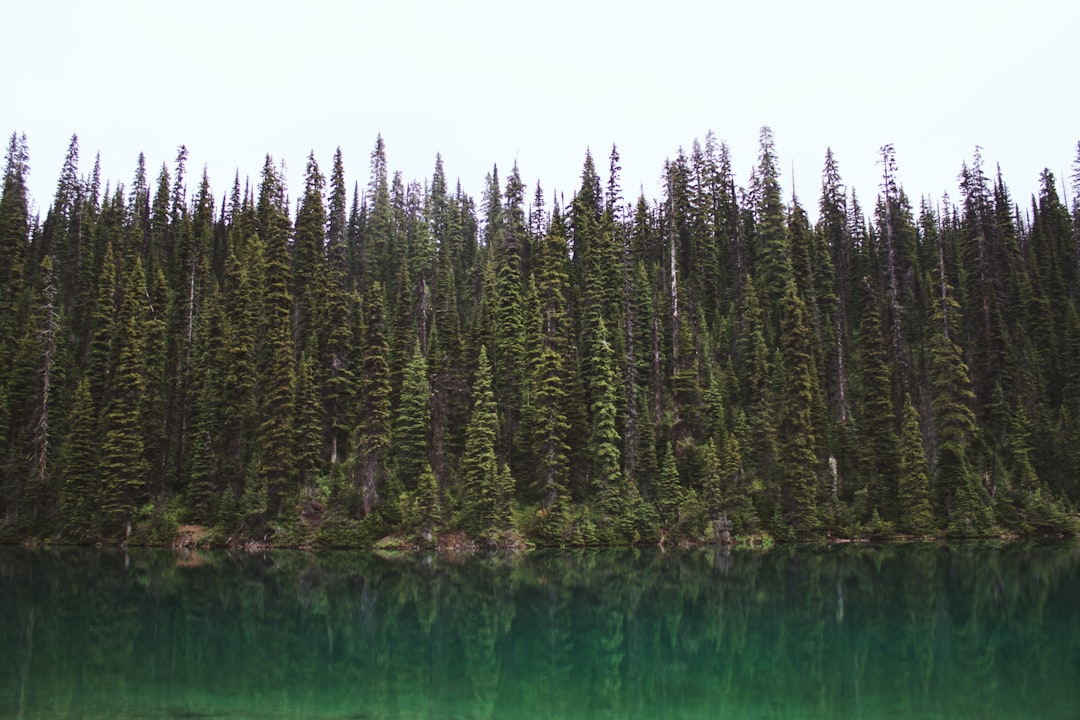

left=0, top=128, right=1078, bottom=547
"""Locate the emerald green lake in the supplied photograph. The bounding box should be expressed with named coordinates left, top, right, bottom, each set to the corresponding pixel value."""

left=2, top=542, right=1078, bottom=719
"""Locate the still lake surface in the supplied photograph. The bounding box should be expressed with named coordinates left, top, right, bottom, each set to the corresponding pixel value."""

left=1, top=542, right=1078, bottom=720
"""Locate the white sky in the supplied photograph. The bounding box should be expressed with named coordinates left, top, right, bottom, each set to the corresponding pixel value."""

left=7, top=0, right=1079, bottom=221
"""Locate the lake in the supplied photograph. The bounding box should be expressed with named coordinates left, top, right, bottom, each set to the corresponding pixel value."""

left=1, top=542, right=1077, bottom=719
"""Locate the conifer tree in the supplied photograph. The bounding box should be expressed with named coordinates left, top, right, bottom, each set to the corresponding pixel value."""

left=4, top=127, right=1080, bottom=545
left=10, top=255, right=64, bottom=534
left=185, top=282, right=226, bottom=523
left=219, top=226, right=261, bottom=501
left=142, top=266, right=168, bottom=495
left=856, top=278, right=899, bottom=520
left=413, top=463, right=441, bottom=542
left=366, top=135, right=396, bottom=287
left=86, top=240, right=117, bottom=410
left=294, top=338, right=324, bottom=495
left=775, top=279, right=822, bottom=537
left=525, top=208, right=572, bottom=509
left=393, top=344, right=431, bottom=491
left=751, top=127, right=793, bottom=324
left=491, top=164, right=528, bottom=467
left=99, top=258, right=150, bottom=537
left=0, top=133, right=30, bottom=389
left=927, top=270, right=991, bottom=534
left=897, top=393, right=935, bottom=534
left=323, top=147, right=355, bottom=465
left=255, top=158, right=296, bottom=516
left=292, top=152, right=327, bottom=354
left=355, top=282, right=393, bottom=516
left=461, top=346, right=511, bottom=540
left=430, top=238, right=467, bottom=482
left=820, top=148, right=853, bottom=426
left=59, top=378, right=99, bottom=541
left=655, top=443, right=683, bottom=533
left=585, top=309, right=629, bottom=521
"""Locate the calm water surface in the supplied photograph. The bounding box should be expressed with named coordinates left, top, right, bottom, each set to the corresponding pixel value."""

left=1, top=542, right=1078, bottom=719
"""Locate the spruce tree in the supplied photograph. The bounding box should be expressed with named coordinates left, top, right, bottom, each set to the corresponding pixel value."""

left=775, top=279, right=822, bottom=538
left=927, top=271, right=992, bottom=534
left=99, top=258, right=150, bottom=538
left=856, top=278, right=900, bottom=520
left=751, top=126, right=793, bottom=324
left=256, top=158, right=296, bottom=517
left=354, top=282, right=393, bottom=517
left=655, top=443, right=683, bottom=533
left=585, top=310, right=629, bottom=521
left=323, top=147, right=354, bottom=465
left=393, top=344, right=431, bottom=491
left=525, top=208, right=572, bottom=509
left=461, top=346, right=511, bottom=541
left=897, top=393, right=935, bottom=534
left=0, top=134, right=30, bottom=374
left=294, top=338, right=324, bottom=496
left=59, top=378, right=99, bottom=541
left=491, top=164, right=528, bottom=467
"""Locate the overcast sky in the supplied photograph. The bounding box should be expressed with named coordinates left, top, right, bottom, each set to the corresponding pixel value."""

left=7, top=0, right=1078, bottom=221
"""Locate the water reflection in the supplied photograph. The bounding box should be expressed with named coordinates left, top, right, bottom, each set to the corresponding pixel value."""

left=1, top=542, right=1078, bottom=719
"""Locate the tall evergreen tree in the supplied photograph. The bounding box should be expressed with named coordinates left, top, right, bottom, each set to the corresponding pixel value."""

left=354, top=282, right=393, bottom=516
left=393, top=344, right=431, bottom=491
left=774, top=279, right=822, bottom=538
left=59, top=378, right=99, bottom=541
left=98, top=257, right=150, bottom=537
left=255, top=157, right=296, bottom=517
left=897, top=393, right=935, bottom=534
left=461, top=346, right=511, bottom=541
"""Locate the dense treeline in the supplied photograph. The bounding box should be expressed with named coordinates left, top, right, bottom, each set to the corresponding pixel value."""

left=1, top=129, right=1078, bottom=546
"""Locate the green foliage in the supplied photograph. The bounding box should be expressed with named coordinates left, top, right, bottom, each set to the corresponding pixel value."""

left=897, top=394, right=935, bottom=534
left=2, top=130, right=1078, bottom=546
left=460, top=346, right=512, bottom=542
left=774, top=280, right=822, bottom=538
left=59, top=378, right=99, bottom=541
left=393, top=344, right=430, bottom=491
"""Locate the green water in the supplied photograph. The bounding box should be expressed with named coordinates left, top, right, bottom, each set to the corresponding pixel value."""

left=1, top=543, right=1078, bottom=720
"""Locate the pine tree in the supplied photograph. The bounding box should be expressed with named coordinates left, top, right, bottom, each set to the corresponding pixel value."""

left=0, top=134, right=30, bottom=357
left=294, top=338, right=324, bottom=496
left=366, top=135, right=395, bottom=287
left=461, top=346, right=511, bottom=541
left=585, top=309, right=629, bottom=520
left=354, top=282, right=393, bottom=516
left=927, top=270, right=992, bottom=534
left=751, top=126, right=793, bottom=325
left=256, top=157, right=296, bottom=517
left=413, top=463, right=441, bottom=542
left=393, top=344, right=431, bottom=491
left=820, top=148, right=853, bottom=426
left=897, top=393, right=935, bottom=534
left=185, top=282, right=226, bottom=524
left=430, top=238, right=467, bottom=483
left=59, top=378, right=99, bottom=541
left=323, top=148, right=356, bottom=466
left=292, top=152, right=327, bottom=354
left=86, top=239, right=117, bottom=413
left=856, top=278, right=899, bottom=520
left=525, top=208, right=572, bottom=509
left=99, top=257, right=150, bottom=538
left=655, top=443, right=683, bottom=533
left=775, top=279, right=822, bottom=538
left=491, top=164, right=528, bottom=467
left=219, top=226, right=261, bottom=506
left=142, top=265, right=168, bottom=496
